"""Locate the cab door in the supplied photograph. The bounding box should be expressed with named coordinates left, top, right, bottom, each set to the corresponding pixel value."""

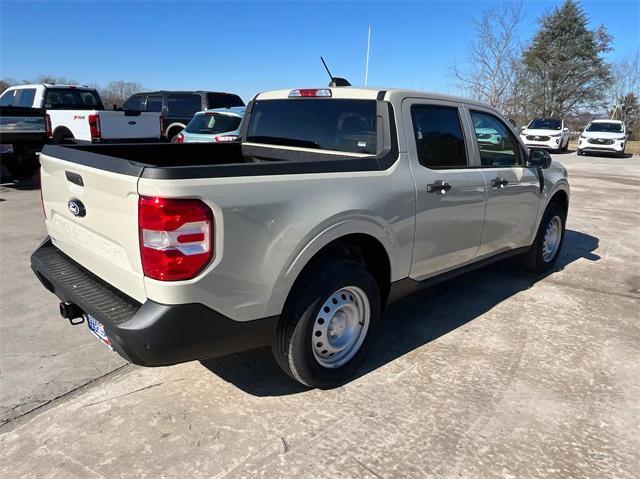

left=403, top=99, right=487, bottom=279
left=465, top=108, right=541, bottom=256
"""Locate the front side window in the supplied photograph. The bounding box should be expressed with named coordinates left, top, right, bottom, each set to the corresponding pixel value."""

left=167, top=94, right=202, bottom=116
left=247, top=99, right=377, bottom=154
left=410, top=104, right=468, bottom=169
left=123, top=94, right=143, bottom=111
left=471, top=111, right=522, bottom=167
left=145, top=95, right=163, bottom=112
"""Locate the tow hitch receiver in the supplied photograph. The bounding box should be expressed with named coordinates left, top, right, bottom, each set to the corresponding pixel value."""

left=59, top=302, right=84, bottom=325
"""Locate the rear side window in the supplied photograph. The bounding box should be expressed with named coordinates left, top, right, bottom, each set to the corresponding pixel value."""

left=470, top=111, right=522, bottom=167
left=410, top=104, right=468, bottom=168
left=207, top=93, right=244, bottom=109
left=247, top=99, right=377, bottom=154
left=145, top=95, right=163, bottom=112
left=17, top=88, right=36, bottom=107
left=167, top=94, right=202, bottom=116
left=185, top=112, right=242, bottom=134
left=44, top=89, right=104, bottom=110
left=123, top=94, right=143, bottom=111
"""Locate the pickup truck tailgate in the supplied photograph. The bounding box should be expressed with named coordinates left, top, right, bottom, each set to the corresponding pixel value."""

left=98, top=111, right=160, bottom=140
left=39, top=149, right=146, bottom=303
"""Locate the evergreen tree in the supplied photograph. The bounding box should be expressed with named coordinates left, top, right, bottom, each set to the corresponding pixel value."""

left=522, top=0, right=612, bottom=116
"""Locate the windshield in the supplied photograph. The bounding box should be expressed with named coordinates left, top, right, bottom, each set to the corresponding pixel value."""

left=185, top=112, right=242, bottom=134
left=44, top=88, right=104, bottom=110
left=528, top=118, right=562, bottom=130
left=586, top=122, right=624, bottom=133
left=247, top=99, right=377, bottom=154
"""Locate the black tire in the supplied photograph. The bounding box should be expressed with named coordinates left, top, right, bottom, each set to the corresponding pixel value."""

left=7, top=158, right=38, bottom=180
left=53, top=129, right=75, bottom=145
left=272, top=258, right=381, bottom=389
left=523, top=202, right=566, bottom=273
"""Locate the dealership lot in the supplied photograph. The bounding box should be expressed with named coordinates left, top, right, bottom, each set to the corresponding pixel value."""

left=0, top=151, right=638, bottom=477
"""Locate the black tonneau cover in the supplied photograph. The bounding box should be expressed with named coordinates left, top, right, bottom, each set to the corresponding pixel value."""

left=39, top=102, right=398, bottom=180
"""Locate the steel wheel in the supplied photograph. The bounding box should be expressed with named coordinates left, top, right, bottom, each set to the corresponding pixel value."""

left=311, top=286, right=370, bottom=369
left=542, top=215, right=562, bottom=262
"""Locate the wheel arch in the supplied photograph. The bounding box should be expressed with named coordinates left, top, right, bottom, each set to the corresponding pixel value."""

left=271, top=224, right=396, bottom=316
left=165, top=123, right=186, bottom=139
left=52, top=126, right=74, bottom=143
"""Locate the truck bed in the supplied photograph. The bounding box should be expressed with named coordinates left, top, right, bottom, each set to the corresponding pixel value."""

left=41, top=141, right=394, bottom=180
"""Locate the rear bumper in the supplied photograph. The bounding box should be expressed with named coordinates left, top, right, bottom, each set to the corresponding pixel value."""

left=30, top=238, right=277, bottom=366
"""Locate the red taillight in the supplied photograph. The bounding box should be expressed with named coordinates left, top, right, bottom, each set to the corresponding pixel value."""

left=214, top=135, right=239, bottom=143
left=88, top=114, right=101, bottom=141
left=289, top=88, right=332, bottom=98
left=138, top=196, right=213, bottom=281
left=159, top=115, right=165, bottom=138
left=45, top=114, right=52, bottom=138
left=174, top=133, right=184, bottom=143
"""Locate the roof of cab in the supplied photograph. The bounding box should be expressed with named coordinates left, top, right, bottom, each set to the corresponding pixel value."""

left=254, top=86, right=494, bottom=109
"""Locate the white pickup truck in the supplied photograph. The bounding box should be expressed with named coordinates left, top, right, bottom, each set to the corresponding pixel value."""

left=31, top=86, right=570, bottom=388
left=0, top=84, right=162, bottom=144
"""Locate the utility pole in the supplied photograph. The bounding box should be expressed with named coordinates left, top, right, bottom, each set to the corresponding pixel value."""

left=365, top=24, right=371, bottom=86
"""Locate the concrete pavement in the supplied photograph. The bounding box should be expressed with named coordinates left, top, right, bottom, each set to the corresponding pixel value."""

left=0, top=153, right=638, bottom=478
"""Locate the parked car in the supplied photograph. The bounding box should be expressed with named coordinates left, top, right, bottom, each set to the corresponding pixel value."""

left=122, top=91, right=245, bottom=142
left=578, top=119, right=628, bottom=157
left=31, top=86, right=569, bottom=388
left=520, top=118, right=570, bottom=152
left=174, top=107, right=245, bottom=144
left=0, top=85, right=162, bottom=144
left=0, top=106, right=51, bottom=180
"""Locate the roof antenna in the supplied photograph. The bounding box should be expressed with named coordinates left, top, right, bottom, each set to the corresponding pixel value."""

left=320, top=56, right=351, bottom=87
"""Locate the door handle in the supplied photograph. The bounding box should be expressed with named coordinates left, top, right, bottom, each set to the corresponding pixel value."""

left=491, top=177, right=509, bottom=189
left=427, top=181, right=452, bottom=194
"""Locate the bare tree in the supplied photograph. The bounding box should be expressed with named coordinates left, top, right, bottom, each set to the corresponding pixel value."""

left=0, top=78, right=16, bottom=95
left=99, top=81, right=145, bottom=108
left=609, top=50, right=640, bottom=123
left=452, top=1, right=524, bottom=111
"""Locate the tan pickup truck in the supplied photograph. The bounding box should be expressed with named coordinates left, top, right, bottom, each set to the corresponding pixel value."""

left=31, top=86, right=569, bottom=388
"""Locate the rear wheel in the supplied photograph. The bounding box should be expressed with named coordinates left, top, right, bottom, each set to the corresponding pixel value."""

left=272, top=259, right=381, bottom=388
left=523, top=202, right=566, bottom=273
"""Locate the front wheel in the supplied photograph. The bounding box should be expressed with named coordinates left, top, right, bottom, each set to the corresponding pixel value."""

left=272, top=259, right=381, bottom=388
left=523, top=202, right=566, bottom=273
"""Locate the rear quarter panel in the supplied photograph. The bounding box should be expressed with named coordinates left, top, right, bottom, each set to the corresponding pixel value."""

left=138, top=156, right=416, bottom=321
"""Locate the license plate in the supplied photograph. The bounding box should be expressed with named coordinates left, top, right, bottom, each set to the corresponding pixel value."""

left=86, top=315, right=114, bottom=350
left=0, top=144, right=14, bottom=154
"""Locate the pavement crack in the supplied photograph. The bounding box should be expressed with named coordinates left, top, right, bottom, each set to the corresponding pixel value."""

left=352, top=456, right=383, bottom=478
left=0, top=364, right=130, bottom=429
left=82, top=382, right=163, bottom=408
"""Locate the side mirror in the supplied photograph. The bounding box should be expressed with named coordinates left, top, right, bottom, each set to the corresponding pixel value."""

left=627, top=130, right=633, bottom=136
left=563, top=127, right=569, bottom=132
left=521, top=126, right=526, bottom=131
left=528, top=149, right=552, bottom=169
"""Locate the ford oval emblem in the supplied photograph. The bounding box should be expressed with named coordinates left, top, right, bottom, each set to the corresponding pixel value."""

left=67, top=199, right=86, bottom=218
left=128, top=120, right=136, bottom=125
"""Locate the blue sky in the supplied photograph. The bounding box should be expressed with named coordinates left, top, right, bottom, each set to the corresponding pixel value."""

left=1, top=0, right=638, bottom=101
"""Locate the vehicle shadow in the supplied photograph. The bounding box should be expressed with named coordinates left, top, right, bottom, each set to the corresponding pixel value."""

left=200, top=229, right=600, bottom=396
